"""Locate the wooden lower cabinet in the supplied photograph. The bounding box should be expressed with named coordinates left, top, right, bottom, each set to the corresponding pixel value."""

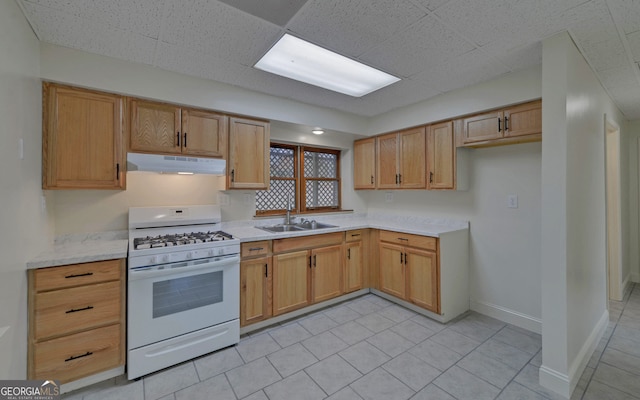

left=240, top=257, right=272, bottom=326
left=312, top=245, right=343, bottom=302
left=28, top=259, right=125, bottom=384
left=344, top=241, right=363, bottom=293
left=273, top=250, right=311, bottom=316
left=379, top=231, right=440, bottom=313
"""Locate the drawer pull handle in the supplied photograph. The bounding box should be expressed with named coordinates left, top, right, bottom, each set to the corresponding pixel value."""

left=65, top=351, right=93, bottom=362
left=65, top=306, right=94, bottom=314
left=65, top=272, right=93, bottom=279
left=351, top=234, right=361, bottom=237
left=397, top=237, right=408, bottom=241
left=249, top=247, right=264, bottom=251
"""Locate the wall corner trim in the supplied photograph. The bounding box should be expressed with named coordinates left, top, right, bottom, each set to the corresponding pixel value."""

left=469, top=299, right=541, bottom=334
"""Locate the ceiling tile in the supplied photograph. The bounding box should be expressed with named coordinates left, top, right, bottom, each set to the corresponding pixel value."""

left=627, top=31, right=640, bottom=62
left=21, top=1, right=156, bottom=65
left=161, top=0, right=282, bottom=66
left=566, top=0, right=618, bottom=45
left=359, top=14, right=475, bottom=77
left=287, top=0, right=427, bottom=57
left=217, top=0, right=309, bottom=26
left=580, top=36, right=629, bottom=71
left=23, top=0, right=163, bottom=38
left=596, top=64, right=639, bottom=90
left=610, top=0, right=640, bottom=35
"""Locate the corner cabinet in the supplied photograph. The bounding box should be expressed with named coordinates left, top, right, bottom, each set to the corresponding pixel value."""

left=427, top=121, right=455, bottom=190
left=27, top=259, right=125, bottom=384
left=227, top=117, right=270, bottom=190
left=129, top=99, right=228, bottom=158
left=353, top=138, right=376, bottom=189
left=42, top=83, right=125, bottom=190
left=377, top=127, right=426, bottom=189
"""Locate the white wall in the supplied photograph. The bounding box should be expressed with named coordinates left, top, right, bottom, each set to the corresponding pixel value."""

left=540, top=32, right=626, bottom=398
left=627, top=120, right=640, bottom=284
left=0, top=0, right=52, bottom=379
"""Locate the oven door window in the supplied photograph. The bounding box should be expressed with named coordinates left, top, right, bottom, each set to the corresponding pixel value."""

left=153, top=270, right=223, bottom=318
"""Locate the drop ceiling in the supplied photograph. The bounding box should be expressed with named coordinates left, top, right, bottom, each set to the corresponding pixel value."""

left=16, top=0, right=640, bottom=120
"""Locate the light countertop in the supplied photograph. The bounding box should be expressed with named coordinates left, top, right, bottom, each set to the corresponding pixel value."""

left=26, top=214, right=468, bottom=269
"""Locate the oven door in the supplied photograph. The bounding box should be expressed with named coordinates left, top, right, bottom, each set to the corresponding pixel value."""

left=127, top=253, right=239, bottom=350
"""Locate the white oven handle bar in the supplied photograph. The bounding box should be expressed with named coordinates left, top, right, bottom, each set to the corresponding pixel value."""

left=129, top=254, right=239, bottom=281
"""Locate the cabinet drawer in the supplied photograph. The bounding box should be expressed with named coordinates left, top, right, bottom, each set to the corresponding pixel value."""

left=34, top=281, right=121, bottom=340
left=33, top=259, right=123, bottom=292
left=379, top=230, right=437, bottom=251
left=273, top=232, right=343, bottom=254
left=345, top=230, right=364, bottom=242
left=32, top=324, right=122, bottom=384
left=241, top=241, right=270, bottom=258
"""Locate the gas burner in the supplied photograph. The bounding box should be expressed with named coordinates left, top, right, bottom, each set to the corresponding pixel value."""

left=133, top=231, right=234, bottom=250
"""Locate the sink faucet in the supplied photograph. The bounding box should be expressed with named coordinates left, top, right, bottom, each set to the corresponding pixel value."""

left=285, top=194, right=295, bottom=225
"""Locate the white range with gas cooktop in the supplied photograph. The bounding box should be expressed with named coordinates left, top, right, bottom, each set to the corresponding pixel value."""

left=127, top=205, right=240, bottom=379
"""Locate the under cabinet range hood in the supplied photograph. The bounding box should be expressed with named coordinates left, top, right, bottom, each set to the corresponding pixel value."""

left=127, top=153, right=226, bottom=175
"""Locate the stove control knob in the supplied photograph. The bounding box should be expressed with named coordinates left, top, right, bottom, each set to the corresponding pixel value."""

left=208, top=249, right=215, bottom=257
left=149, top=256, right=157, bottom=265
left=161, top=255, right=169, bottom=263
left=186, top=252, right=193, bottom=260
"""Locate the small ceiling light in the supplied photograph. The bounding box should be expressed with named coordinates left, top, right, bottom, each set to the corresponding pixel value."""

left=312, top=128, right=324, bottom=135
left=254, top=34, right=400, bottom=97
left=177, top=172, right=194, bottom=175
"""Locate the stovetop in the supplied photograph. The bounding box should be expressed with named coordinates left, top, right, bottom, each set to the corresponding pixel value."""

left=133, top=231, right=233, bottom=250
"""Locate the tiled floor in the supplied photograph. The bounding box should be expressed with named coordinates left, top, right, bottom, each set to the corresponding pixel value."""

left=63, top=285, right=640, bottom=400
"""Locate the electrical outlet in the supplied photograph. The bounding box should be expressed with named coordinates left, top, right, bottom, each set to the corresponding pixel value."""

left=218, top=193, right=229, bottom=206
left=385, top=192, right=394, bottom=203
left=507, top=194, right=518, bottom=209
left=243, top=193, right=252, bottom=205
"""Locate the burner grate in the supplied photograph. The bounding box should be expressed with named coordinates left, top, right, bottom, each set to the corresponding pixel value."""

left=133, top=231, right=233, bottom=250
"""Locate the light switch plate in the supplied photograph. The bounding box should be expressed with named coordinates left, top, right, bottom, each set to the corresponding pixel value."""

left=508, top=194, right=518, bottom=208
left=385, top=192, right=394, bottom=203
left=218, top=193, right=229, bottom=206
left=243, top=193, right=252, bottom=205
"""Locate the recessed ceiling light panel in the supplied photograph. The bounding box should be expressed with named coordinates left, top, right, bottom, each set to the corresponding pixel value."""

left=254, top=34, right=400, bottom=97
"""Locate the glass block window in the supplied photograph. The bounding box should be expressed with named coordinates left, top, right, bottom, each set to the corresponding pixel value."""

left=256, top=143, right=341, bottom=215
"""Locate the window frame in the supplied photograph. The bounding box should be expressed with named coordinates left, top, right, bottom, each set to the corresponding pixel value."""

left=255, top=143, right=342, bottom=216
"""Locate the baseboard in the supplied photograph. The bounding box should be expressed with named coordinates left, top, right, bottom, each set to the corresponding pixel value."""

left=622, top=274, right=633, bottom=298
left=539, top=309, right=609, bottom=399
left=469, top=299, right=542, bottom=334
left=60, top=366, right=124, bottom=394
left=632, top=273, right=640, bottom=283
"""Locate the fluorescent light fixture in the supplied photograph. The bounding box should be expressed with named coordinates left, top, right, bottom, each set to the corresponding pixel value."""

left=312, top=128, right=324, bottom=135
left=254, top=34, right=400, bottom=97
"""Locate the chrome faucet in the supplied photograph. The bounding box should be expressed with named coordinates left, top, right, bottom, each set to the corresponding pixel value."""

left=284, top=195, right=295, bottom=225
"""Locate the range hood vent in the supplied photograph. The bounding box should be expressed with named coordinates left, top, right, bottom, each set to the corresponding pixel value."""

left=127, top=153, right=226, bottom=175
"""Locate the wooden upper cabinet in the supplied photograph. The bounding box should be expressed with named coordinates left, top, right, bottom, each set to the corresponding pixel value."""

left=376, top=127, right=426, bottom=189
left=399, top=127, right=426, bottom=188
left=353, top=137, right=376, bottom=189
left=130, top=100, right=181, bottom=154
left=503, top=101, right=542, bottom=138
left=43, top=83, right=125, bottom=190
left=462, top=110, right=503, bottom=144
left=228, top=117, right=270, bottom=190
left=181, top=109, right=228, bottom=157
left=129, top=100, right=228, bottom=158
left=427, top=121, right=455, bottom=190
left=376, top=133, right=399, bottom=189
left=460, top=100, right=542, bottom=147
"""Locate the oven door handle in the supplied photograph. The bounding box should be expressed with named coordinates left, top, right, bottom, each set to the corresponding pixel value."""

left=128, top=255, right=240, bottom=281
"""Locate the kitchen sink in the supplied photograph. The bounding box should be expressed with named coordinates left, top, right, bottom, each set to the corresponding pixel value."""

left=256, top=221, right=337, bottom=233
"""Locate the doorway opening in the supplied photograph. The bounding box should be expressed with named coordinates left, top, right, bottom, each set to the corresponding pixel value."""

left=605, top=116, right=623, bottom=301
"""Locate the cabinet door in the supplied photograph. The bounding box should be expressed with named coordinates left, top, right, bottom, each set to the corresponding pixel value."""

left=406, top=248, right=439, bottom=313
left=181, top=109, right=228, bottom=157
left=312, top=245, right=343, bottom=303
left=240, top=257, right=271, bottom=326
left=427, top=121, right=455, bottom=190
left=376, top=133, right=399, bottom=189
left=399, top=127, right=426, bottom=188
left=43, top=84, right=125, bottom=189
left=353, top=138, right=376, bottom=189
left=273, top=250, right=310, bottom=315
left=379, top=243, right=405, bottom=298
left=130, top=100, right=181, bottom=154
left=228, top=117, right=270, bottom=189
left=345, top=241, right=363, bottom=293
left=504, top=101, right=542, bottom=138
left=462, top=110, right=503, bottom=144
